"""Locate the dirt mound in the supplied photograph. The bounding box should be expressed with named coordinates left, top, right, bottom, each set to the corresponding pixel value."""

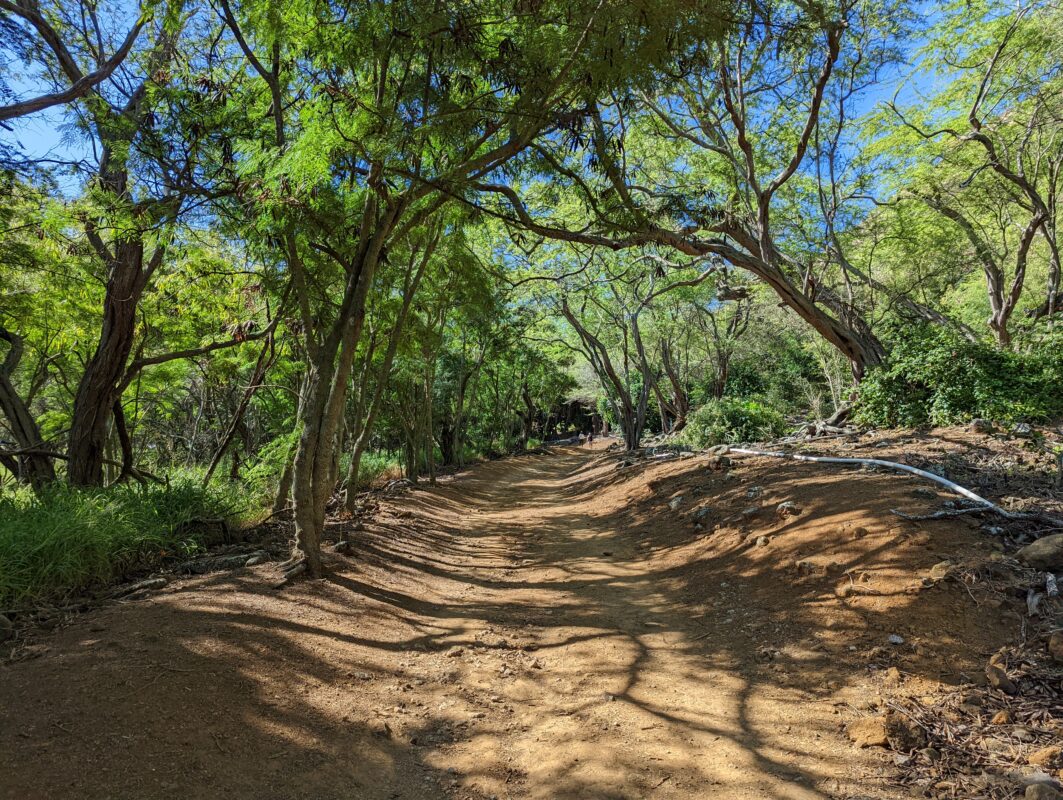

left=1, top=438, right=1059, bottom=799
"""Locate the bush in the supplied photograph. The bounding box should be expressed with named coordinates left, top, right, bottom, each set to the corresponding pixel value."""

left=355, top=451, right=401, bottom=488
left=0, top=478, right=244, bottom=606
left=855, top=326, right=1063, bottom=427
left=677, top=398, right=787, bottom=448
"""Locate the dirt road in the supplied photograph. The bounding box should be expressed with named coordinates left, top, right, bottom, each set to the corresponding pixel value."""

left=0, top=445, right=1010, bottom=799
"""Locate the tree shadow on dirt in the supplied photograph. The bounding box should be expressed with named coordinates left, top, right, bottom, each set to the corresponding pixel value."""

left=0, top=448, right=1019, bottom=800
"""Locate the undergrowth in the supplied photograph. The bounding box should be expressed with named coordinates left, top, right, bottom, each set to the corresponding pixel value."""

left=856, top=326, right=1063, bottom=427
left=677, top=398, right=787, bottom=447
left=353, top=451, right=401, bottom=488
left=0, top=478, right=246, bottom=607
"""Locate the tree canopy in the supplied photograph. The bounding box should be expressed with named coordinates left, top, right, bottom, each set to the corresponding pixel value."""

left=2, top=0, right=1062, bottom=579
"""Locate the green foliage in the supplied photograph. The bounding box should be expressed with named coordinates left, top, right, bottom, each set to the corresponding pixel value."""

left=352, top=452, right=400, bottom=490
left=0, top=479, right=245, bottom=606
left=240, top=431, right=299, bottom=504
left=677, top=399, right=787, bottom=448
left=855, top=327, right=1063, bottom=427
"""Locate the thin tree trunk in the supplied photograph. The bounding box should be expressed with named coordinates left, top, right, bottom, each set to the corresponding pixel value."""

left=342, top=236, right=434, bottom=510
left=203, top=332, right=275, bottom=485
left=290, top=207, right=394, bottom=576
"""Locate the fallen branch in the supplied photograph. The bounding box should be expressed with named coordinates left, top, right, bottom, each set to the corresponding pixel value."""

left=889, top=506, right=993, bottom=521
left=728, top=447, right=1019, bottom=519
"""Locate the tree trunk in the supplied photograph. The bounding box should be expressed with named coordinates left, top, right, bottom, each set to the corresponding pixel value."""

left=0, top=328, right=56, bottom=489
left=274, top=453, right=295, bottom=514
left=111, top=400, right=138, bottom=484
left=659, top=340, right=689, bottom=429
left=67, top=243, right=157, bottom=486
left=203, top=332, right=275, bottom=485
left=342, top=240, right=434, bottom=509
left=290, top=210, right=393, bottom=576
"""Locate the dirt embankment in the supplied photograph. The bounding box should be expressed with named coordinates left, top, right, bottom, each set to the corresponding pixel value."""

left=1, top=430, right=1060, bottom=799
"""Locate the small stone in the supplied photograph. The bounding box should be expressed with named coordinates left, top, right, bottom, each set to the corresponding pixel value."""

left=986, top=661, right=1017, bottom=695
left=776, top=501, right=800, bottom=517
left=1025, top=785, right=1062, bottom=800
left=1029, top=747, right=1062, bottom=767
left=985, top=737, right=1013, bottom=753
left=245, top=554, right=268, bottom=566
left=668, top=496, right=684, bottom=511
left=746, top=486, right=763, bottom=498
left=445, top=646, right=465, bottom=658
left=848, top=716, right=889, bottom=748
left=1048, top=632, right=1063, bottom=664
left=852, top=526, right=869, bottom=539
left=921, top=747, right=941, bottom=762
left=888, top=634, right=905, bottom=646
left=21, top=643, right=50, bottom=659
left=693, top=507, right=713, bottom=521
left=882, top=667, right=903, bottom=687
left=928, top=561, right=952, bottom=581
left=755, top=536, right=769, bottom=547
left=1013, top=727, right=1036, bottom=742
left=741, top=506, right=761, bottom=519
left=970, top=418, right=995, bottom=434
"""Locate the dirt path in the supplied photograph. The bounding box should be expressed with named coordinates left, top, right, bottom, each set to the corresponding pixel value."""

left=1, top=445, right=1013, bottom=799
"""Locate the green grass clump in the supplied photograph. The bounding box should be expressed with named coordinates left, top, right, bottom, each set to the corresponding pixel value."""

left=0, top=479, right=245, bottom=607
left=355, top=451, right=401, bottom=488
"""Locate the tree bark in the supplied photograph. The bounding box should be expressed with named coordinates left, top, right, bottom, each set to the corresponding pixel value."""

left=0, top=327, right=55, bottom=488
left=67, top=243, right=160, bottom=486
left=290, top=205, right=395, bottom=576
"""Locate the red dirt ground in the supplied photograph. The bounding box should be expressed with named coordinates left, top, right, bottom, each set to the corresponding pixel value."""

left=0, top=442, right=1028, bottom=799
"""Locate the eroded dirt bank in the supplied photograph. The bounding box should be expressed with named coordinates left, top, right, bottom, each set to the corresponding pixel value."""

left=0, top=444, right=1026, bottom=799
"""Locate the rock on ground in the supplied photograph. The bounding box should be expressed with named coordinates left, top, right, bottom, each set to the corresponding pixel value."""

left=1049, top=632, right=1063, bottom=664
left=1026, top=784, right=1063, bottom=800
left=1016, top=534, right=1063, bottom=571
left=847, top=716, right=889, bottom=748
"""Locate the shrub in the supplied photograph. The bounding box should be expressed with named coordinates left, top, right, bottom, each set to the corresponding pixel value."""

left=677, top=398, right=787, bottom=448
left=0, top=478, right=244, bottom=606
left=355, top=451, right=401, bottom=488
left=855, top=326, right=1063, bottom=427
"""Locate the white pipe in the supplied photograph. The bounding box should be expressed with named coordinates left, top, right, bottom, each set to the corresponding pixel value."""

left=728, top=447, right=1016, bottom=519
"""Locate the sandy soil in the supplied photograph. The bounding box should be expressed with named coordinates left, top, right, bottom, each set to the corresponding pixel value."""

left=0, top=442, right=1021, bottom=799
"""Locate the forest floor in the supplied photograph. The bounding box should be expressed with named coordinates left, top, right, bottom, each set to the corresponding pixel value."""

left=2, top=431, right=1062, bottom=799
